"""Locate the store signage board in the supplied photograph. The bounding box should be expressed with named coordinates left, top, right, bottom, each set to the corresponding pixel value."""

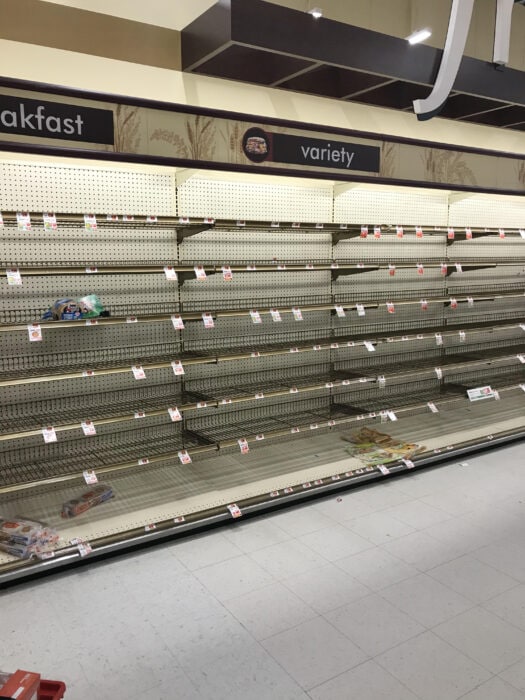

left=0, top=94, right=114, bottom=144
left=1, top=80, right=524, bottom=192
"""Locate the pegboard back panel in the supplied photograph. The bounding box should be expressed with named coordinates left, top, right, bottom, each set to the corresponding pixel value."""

left=334, top=187, right=449, bottom=226
left=449, top=195, right=525, bottom=228
left=0, top=162, right=175, bottom=215
left=177, top=177, right=333, bottom=221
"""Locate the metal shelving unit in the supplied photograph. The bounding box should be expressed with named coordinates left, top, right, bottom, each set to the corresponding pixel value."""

left=1, top=164, right=524, bottom=582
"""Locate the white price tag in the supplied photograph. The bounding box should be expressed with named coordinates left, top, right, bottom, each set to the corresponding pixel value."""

left=356, top=303, right=365, bottom=317
left=435, top=367, right=443, bottom=379
left=235, top=220, right=246, bottom=227
left=277, top=264, right=287, bottom=270
left=520, top=324, right=525, bottom=331
left=82, top=369, right=95, bottom=377
left=81, top=421, right=97, bottom=436
left=85, top=318, right=98, bottom=326
left=493, top=390, right=501, bottom=401
left=402, top=458, right=415, bottom=469
left=455, top=263, right=463, bottom=273
left=6, top=267, right=22, bottom=285
left=164, top=266, right=178, bottom=281
left=499, top=228, right=506, bottom=239
left=289, top=347, right=299, bottom=353
left=342, top=379, right=352, bottom=385
left=289, top=387, right=298, bottom=394
left=396, top=226, right=404, bottom=238
left=196, top=401, right=207, bottom=409
left=416, top=263, right=424, bottom=275
left=270, top=221, right=280, bottom=228
left=270, top=490, right=279, bottom=497
left=172, top=360, right=185, bottom=375
left=138, top=457, right=150, bottom=465
left=467, top=297, right=474, bottom=307
left=270, top=308, right=282, bottom=322
left=83, top=469, right=98, bottom=484
left=246, top=264, right=257, bottom=271
left=292, top=307, right=303, bottom=321
left=250, top=309, right=262, bottom=324
left=255, top=433, right=265, bottom=441
left=518, top=354, right=525, bottom=364
left=134, top=410, right=146, bottom=419
left=42, top=426, right=57, bottom=443
left=123, top=215, right=135, bottom=222
left=388, top=264, right=396, bottom=276
left=420, top=299, right=428, bottom=310
left=415, top=226, right=423, bottom=238
left=378, top=465, right=390, bottom=475
left=238, top=438, right=249, bottom=454
left=364, top=341, right=375, bottom=352
left=373, top=226, right=381, bottom=239
left=459, top=330, right=466, bottom=342
left=291, top=427, right=300, bottom=433
left=325, top=382, right=334, bottom=389
left=222, top=265, right=232, bottom=281
left=106, top=215, right=119, bottom=221
left=255, top=392, right=264, bottom=399
left=386, top=302, right=395, bottom=314
left=179, top=216, right=190, bottom=224
left=315, top=223, right=324, bottom=229
left=292, top=222, right=301, bottom=228
left=331, top=342, right=339, bottom=349
left=305, top=263, right=315, bottom=269
left=16, top=212, right=31, bottom=231
left=520, top=384, right=525, bottom=392
left=126, top=316, right=138, bottom=323
left=85, top=266, right=98, bottom=274
left=0, top=212, right=3, bottom=228
left=435, top=333, right=443, bottom=346
left=144, top=524, right=156, bottom=532
left=43, top=212, right=57, bottom=230
left=178, top=450, right=192, bottom=464
left=387, top=411, right=398, bottom=421
left=171, top=314, right=185, bottom=330
left=440, top=263, right=447, bottom=275
left=331, top=261, right=339, bottom=269
left=334, top=305, right=345, bottom=318
left=519, top=230, right=525, bottom=239
left=194, top=265, right=207, bottom=280
left=221, top=398, right=232, bottom=404
left=146, top=215, right=158, bottom=223
left=78, top=542, right=93, bottom=557
left=132, top=365, right=146, bottom=380
left=313, top=344, right=322, bottom=351
left=427, top=401, right=439, bottom=413
left=378, top=376, right=386, bottom=387
left=203, top=217, right=215, bottom=224
left=227, top=503, right=242, bottom=518
left=284, top=486, right=294, bottom=494
left=202, top=312, right=215, bottom=329
left=332, top=474, right=341, bottom=481
left=174, top=516, right=185, bottom=523
left=465, top=227, right=473, bottom=240
left=251, top=351, right=260, bottom=358
left=28, top=323, right=42, bottom=342
left=360, top=226, right=368, bottom=238
left=168, top=406, right=182, bottom=422
left=314, top=479, right=323, bottom=485
left=450, top=298, right=458, bottom=309
left=84, top=214, right=97, bottom=231
left=302, top=482, right=312, bottom=488
left=447, top=227, right=455, bottom=240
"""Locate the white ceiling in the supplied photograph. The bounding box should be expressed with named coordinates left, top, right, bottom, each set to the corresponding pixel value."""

left=41, top=0, right=218, bottom=30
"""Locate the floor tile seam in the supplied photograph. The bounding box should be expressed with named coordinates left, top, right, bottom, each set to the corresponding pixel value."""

left=277, top=570, right=374, bottom=612
left=342, top=518, right=420, bottom=546
left=196, top=574, right=283, bottom=606
left=381, top=498, right=456, bottom=527
left=480, top=592, right=525, bottom=633
left=454, top=674, right=502, bottom=699
left=495, top=669, right=525, bottom=693
left=177, top=549, right=252, bottom=572
left=470, top=549, right=525, bottom=583
left=423, top=556, right=523, bottom=598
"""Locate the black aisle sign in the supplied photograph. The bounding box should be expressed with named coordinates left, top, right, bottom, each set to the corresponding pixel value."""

left=243, top=127, right=380, bottom=173
left=0, top=94, right=114, bottom=145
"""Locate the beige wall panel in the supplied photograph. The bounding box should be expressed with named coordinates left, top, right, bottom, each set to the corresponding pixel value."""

left=1, top=39, right=525, bottom=157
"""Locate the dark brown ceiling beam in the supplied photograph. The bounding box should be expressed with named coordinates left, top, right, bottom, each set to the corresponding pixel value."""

left=342, top=78, right=396, bottom=100
left=270, top=62, right=323, bottom=88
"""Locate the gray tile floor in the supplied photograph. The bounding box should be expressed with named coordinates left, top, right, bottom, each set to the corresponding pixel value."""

left=2, top=441, right=525, bottom=700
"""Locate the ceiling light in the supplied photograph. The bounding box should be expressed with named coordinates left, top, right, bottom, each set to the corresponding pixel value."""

left=406, top=28, right=432, bottom=45
left=308, top=7, right=323, bottom=19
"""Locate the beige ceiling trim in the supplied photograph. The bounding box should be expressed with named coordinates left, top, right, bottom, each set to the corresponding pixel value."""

left=0, top=0, right=181, bottom=70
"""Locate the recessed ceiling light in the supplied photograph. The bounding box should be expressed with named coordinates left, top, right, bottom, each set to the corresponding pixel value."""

left=308, top=7, right=323, bottom=19
left=406, top=28, right=432, bottom=45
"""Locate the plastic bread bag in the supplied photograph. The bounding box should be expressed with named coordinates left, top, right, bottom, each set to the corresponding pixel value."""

left=0, top=516, right=57, bottom=546
left=61, top=483, right=114, bottom=518
left=42, top=298, right=82, bottom=321
left=77, top=294, right=109, bottom=318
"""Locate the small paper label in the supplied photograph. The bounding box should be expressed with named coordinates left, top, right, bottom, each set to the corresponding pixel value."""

left=83, top=469, right=98, bottom=484
left=467, top=297, right=474, bottom=307
left=196, top=401, right=207, bottom=409
left=291, top=427, right=300, bottom=433
left=387, top=411, right=398, bottom=421
left=292, top=307, right=303, bottom=321
left=455, top=263, right=462, bottom=273
left=85, top=318, right=98, bottom=326
left=178, top=450, right=192, bottom=464
left=85, top=266, right=98, bottom=274
left=174, top=516, right=185, bottom=524
left=16, top=212, right=31, bottom=231
left=499, top=228, right=506, bottom=239
left=284, top=486, right=294, bottom=493
left=250, top=309, right=262, bottom=324
left=465, top=227, right=473, bottom=240
left=132, top=365, right=146, bottom=380
left=126, top=316, right=138, bottom=323
left=203, top=217, right=215, bottom=224
left=246, top=264, right=257, bottom=271
left=171, top=314, right=185, bottom=330
left=289, top=347, right=299, bottom=353
left=378, top=465, right=390, bottom=475
left=238, top=438, right=250, bottom=454
left=6, top=267, right=22, bottom=285
left=402, top=458, right=415, bottom=469
left=270, top=308, right=282, bottom=322
left=179, top=217, right=190, bottom=224
left=42, top=426, right=57, bottom=443
left=331, top=342, right=339, bottom=349
left=334, top=305, right=346, bottom=318
left=415, top=226, right=423, bottom=238
left=374, top=226, right=381, bottom=239
left=467, top=385, right=495, bottom=401
left=78, top=542, right=92, bottom=557
left=435, top=367, right=443, bottom=379
left=342, top=379, right=352, bottom=385
left=270, top=221, right=280, bottom=228
left=84, top=214, right=97, bottom=231
left=450, top=297, right=458, bottom=309
left=331, top=261, right=339, bottom=269
left=255, top=392, right=265, bottom=400
left=82, top=369, right=95, bottom=377
left=228, top=503, right=242, bottom=518
left=81, top=421, right=97, bottom=436
left=289, top=387, right=299, bottom=394
left=134, top=410, right=146, bottom=419
left=325, top=382, right=334, bottom=389
left=420, top=299, right=428, bottom=311
left=172, top=360, right=185, bottom=375
left=303, top=482, right=312, bottom=489
left=222, top=265, right=232, bottom=281
left=164, top=266, right=178, bottom=281
left=0, top=212, right=3, bottom=228
left=388, top=264, right=396, bottom=276
left=194, top=265, right=207, bottom=280
left=310, top=423, right=319, bottom=430
left=519, top=230, right=525, bottom=239
left=138, top=457, right=149, bottom=465
left=43, top=212, right=57, bottom=230
left=315, top=223, right=324, bottom=229
left=440, top=263, right=447, bottom=276
left=417, top=263, right=424, bottom=275
left=144, top=523, right=156, bottom=532
left=236, top=220, right=246, bottom=227
left=313, top=344, right=322, bottom=351
left=518, top=354, right=525, bottom=364
left=356, top=303, right=365, bottom=317
left=332, top=474, right=341, bottom=480
left=106, top=215, right=119, bottom=221
left=168, top=406, right=182, bottom=422
left=314, top=479, right=323, bottom=485
left=277, top=264, right=287, bottom=270
left=292, top=222, right=301, bottom=228
left=251, top=351, right=261, bottom=358
left=202, top=312, right=215, bottom=329
left=435, top=333, right=443, bottom=346
left=396, top=226, right=404, bottom=238
left=459, top=330, right=466, bottom=342
left=28, top=323, right=42, bottom=342
left=378, top=376, right=386, bottom=387
left=447, top=227, right=455, bottom=240
left=360, top=226, right=368, bottom=238
left=427, top=402, right=439, bottom=413
left=305, top=263, right=315, bottom=269
left=221, top=398, right=232, bottom=404
left=270, top=490, right=280, bottom=497
left=386, top=302, right=395, bottom=314
left=493, top=390, right=500, bottom=401
left=146, top=216, right=158, bottom=223
left=364, top=341, right=375, bottom=352
left=255, top=433, right=265, bottom=440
